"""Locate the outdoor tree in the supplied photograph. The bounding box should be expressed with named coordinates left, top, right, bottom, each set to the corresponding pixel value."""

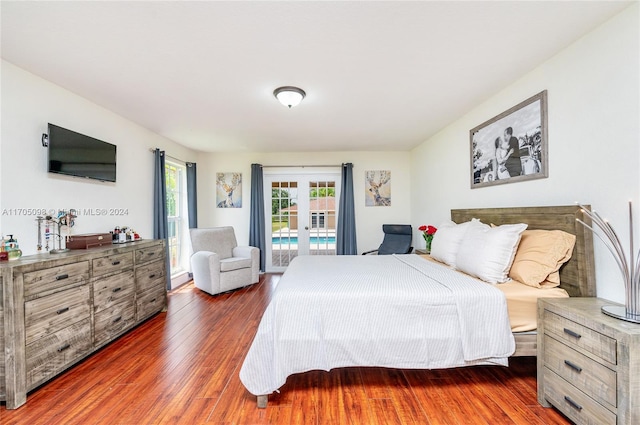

left=310, top=187, right=335, bottom=198
left=272, top=188, right=295, bottom=215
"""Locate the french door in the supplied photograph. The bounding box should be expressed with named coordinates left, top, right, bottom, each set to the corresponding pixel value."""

left=264, top=170, right=341, bottom=272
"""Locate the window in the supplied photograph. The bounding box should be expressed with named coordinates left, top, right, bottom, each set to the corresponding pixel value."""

left=165, top=161, right=187, bottom=276
left=311, top=212, right=326, bottom=229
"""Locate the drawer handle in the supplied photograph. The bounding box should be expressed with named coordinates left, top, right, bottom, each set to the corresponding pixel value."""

left=112, top=316, right=122, bottom=323
left=147, top=252, right=155, bottom=256
left=150, top=298, right=157, bottom=303
left=56, top=307, right=70, bottom=315
left=564, top=396, right=583, bottom=411
left=55, top=274, right=69, bottom=281
left=111, top=260, right=121, bottom=266
left=563, top=328, right=582, bottom=339
left=57, top=344, right=71, bottom=353
left=564, top=360, right=583, bottom=373
left=112, top=287, right=122, bottom=293
left=149, top=274, right=156, bottom=279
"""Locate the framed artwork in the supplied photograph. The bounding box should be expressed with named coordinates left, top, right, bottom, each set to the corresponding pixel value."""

left=216, top=172, right=242, bottom=208
left=365, top=170, right=391, bottom=206
left=470, top=90, right=548, bottom=188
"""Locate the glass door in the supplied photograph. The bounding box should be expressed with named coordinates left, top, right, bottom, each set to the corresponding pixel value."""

left=264, top=170, right=340, bottom=272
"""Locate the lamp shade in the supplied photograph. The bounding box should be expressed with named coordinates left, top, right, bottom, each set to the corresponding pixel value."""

left=273, top=86, right=306, bottom=108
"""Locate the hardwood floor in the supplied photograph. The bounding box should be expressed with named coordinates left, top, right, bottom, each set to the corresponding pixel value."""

left=1, top=273, right=571, bottom=425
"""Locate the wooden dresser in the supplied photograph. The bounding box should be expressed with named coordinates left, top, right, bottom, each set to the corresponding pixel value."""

left=0, top=239, right=167, bottom=409
left=538, top=297, right=640, bottom=425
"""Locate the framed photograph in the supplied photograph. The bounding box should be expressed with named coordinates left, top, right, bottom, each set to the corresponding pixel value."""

left=470, top=90, right=548, bottom=188
left=216, top=172, right=242, bottom=208
left=365, top=170, right=391, bottom=206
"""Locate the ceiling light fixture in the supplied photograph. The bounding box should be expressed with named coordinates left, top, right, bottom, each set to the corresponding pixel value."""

left=273, top=86, right=306, bottom=108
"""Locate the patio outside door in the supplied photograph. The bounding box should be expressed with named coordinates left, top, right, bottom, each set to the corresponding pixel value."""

left=264, top=170, right=340, bottom=272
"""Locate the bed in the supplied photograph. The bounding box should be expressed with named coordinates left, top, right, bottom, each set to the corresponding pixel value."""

left=451, top=205, right=596, bottom=356
left=240, top=205, right=596, bottom=408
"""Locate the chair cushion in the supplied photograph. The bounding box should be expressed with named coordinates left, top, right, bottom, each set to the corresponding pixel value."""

left=378, top=224, right=413, bottom=255
left=378, top=233, right=412, bottom=255
left=190, top=227, right=238, bottom=259
left=220, top=257, right=253, bottom=272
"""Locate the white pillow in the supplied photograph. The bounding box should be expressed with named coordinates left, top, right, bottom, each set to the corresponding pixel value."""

left=430, top=219, right=480, bottom=268
left=455, top=222, right=528, bottom=283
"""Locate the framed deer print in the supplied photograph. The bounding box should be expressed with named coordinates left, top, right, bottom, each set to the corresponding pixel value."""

left=365, top=170, right=391, bottom=206
left=216, top=172, right=242, bottom=208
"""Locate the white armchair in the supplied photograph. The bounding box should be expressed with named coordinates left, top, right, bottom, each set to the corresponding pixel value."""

left=189, top=227, right=260, bottom=295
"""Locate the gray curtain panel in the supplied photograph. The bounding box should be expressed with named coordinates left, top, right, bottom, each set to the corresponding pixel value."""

left=337, top=162, right=357, bottom=255
left=186, top=162, right=198, bottom=229
left=249, top=163, right=266, bottom=272
left=153, top=149, right=171, bottom=290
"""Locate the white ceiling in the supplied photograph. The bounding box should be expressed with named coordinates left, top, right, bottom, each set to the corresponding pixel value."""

left=1, top=1, right=632, bottom=153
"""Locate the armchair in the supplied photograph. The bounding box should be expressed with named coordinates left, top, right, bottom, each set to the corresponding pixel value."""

left=190, top=227, right=259, bottom=295
left=362, top=224, right=413, bottom=255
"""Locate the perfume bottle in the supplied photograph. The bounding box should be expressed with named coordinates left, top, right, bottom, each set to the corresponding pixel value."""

left=5, top=235, right=22, bottom=261
left=0, top=236, right=8, bottom=261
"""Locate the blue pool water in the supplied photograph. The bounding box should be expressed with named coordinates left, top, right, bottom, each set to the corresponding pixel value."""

left=272, top=236, right=336, bottom=244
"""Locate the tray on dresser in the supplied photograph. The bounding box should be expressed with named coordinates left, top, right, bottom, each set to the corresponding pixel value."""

left=66, top=233, right=113, bottom=249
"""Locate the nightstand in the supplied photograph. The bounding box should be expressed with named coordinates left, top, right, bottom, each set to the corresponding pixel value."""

left=537, top=297, right=640, bottom=425
left=414, top=248, right=429, bottom=255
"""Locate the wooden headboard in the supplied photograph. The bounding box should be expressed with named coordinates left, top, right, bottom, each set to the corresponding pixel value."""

left=451, top=205, right=596, bottom=297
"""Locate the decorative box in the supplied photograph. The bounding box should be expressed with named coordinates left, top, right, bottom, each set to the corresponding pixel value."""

left=66, top=233, right=113, bottom=250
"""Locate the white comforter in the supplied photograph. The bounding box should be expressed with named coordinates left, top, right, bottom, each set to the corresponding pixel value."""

left=239, top=254, right=515, bottom=396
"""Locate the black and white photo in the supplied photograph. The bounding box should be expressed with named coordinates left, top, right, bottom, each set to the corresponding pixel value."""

left=470, top=91, right=548, bottom=188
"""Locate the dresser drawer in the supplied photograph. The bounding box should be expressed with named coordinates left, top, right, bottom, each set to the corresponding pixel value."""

left=25, top=318, right=92, bottom=389
left=135, top=244, right=165, bottom=265
left=94, top=300, right=136, bottom=347
left=544, top=334, right=616, bottom=408
left=136, top=287, right=166, bottom=322
left=92, top=252, right=133, bottom=277
left=93, top=270, right=135, bottom=313
left=543, top=367, right=616, bottom=425
left=543, top=309, right=616, bottom=365
left=25, top=285, right=91, bottom=345
left=135, top=260, right=166, bottom=293
left=23, top=261, right=89, bottom=297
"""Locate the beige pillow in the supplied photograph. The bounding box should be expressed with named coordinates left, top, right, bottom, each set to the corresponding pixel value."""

left=546, top=271, right=560, bottom=285
left=508, top=230, right=576, bottom=288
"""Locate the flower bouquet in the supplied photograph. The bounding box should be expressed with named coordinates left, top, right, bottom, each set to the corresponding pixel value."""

left=418, top=225, right=437, bottom=253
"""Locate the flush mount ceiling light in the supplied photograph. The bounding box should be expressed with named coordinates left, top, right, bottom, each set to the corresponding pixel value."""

left=273, top=86, right=306, bottom=108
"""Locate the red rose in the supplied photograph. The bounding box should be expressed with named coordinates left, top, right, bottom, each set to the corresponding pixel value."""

left=427, top=225, right=437, bottom=235
left=418, top=225, right=427, bottom=232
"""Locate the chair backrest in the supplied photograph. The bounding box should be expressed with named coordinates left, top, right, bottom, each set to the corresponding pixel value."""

left=377, top=224, right=412, bottom=255
left=190, top=227, right=238, bottom=259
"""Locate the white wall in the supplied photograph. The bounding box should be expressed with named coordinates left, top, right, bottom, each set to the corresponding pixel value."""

left=197, top=151, right=411, bottom=254
left=1, top=61, right=199, bottom=257
left=410, top=4, right=639, bottom=303
left=3, top=4, right=637, bottom=304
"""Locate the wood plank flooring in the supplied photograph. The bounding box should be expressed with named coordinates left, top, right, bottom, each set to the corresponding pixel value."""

left=0, top=273, right=571, bottom=424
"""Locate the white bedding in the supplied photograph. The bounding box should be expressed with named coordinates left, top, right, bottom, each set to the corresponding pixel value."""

left=239, top=254, right=515, bottom=396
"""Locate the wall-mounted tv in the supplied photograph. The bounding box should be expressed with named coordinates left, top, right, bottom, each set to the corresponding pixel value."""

left=47, top=123, right=117, bottom=182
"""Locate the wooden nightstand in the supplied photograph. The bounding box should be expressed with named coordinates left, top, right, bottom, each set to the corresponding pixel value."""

left=414, top=248, right=429, bottom=255
left=537, top=297, right=640, bottom=424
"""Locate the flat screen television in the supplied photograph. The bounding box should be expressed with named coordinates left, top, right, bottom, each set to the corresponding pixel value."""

left=47, top=123, right=117, bottom=182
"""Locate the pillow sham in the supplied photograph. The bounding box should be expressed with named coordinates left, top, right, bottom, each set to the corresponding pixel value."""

left=508, top=229, right=576, bottom=288
left=429, top=219, right=480, bottom=268
left=455, top=222, right=528, bottom=284
left=546, top=271, right=560, bottom=284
